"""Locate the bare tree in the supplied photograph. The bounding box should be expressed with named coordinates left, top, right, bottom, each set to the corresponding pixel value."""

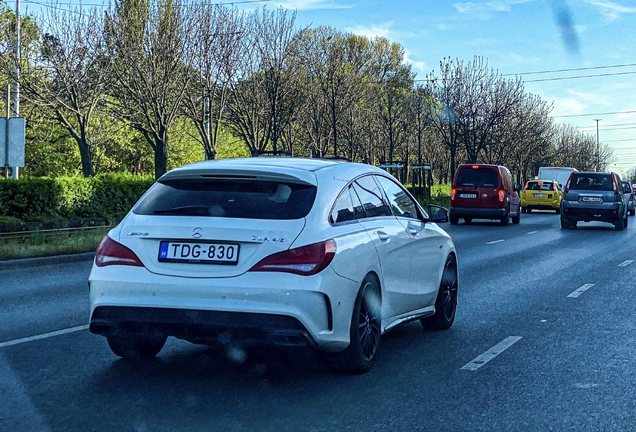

left=14, top=5, right=109, bottom=177
left=105, top=0, right=195, bottom=179
left=182, top=5, right=245, bottom=160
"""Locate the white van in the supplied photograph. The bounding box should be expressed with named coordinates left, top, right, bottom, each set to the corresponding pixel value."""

left=537, top=167, right=578, bottom=188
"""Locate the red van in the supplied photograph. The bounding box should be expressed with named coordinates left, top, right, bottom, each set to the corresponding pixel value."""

left=449, top=164, right=521, bottom=225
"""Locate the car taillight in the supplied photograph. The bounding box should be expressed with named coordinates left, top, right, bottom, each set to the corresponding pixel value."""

left=611, top=174, right=619, bottom=194
left=248, top=240, right=336, bottom=276
left=450, top=188, right=456, bottom=201
left=498, top=190, right=505, bottom=202
left=523, top=182, right=528, bottom=190
left=564, top=172, right=574, bottom=193
left=95, top=236, right=144, bottom=267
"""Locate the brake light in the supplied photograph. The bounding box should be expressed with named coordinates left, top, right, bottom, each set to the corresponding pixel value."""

left=564, top=172, right=574, bottom=193
left=612, top=174, right=619, bottom=194
left=523, top=182, right=528, bottom=190
left=248, top=240, right=336, bottom=276
left=472, top=165, right=479, bottom=169
left=450, top=188, right=456, bottom=201
left=95, top=236, right=144, bottom=267
left=498, top=190, right=505, bottom=202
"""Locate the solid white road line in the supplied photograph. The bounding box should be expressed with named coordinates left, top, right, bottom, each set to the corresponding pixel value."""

left=0, top=325, right=89, bottom=349
left=618, top=260, right=633, bottom=267
left=460, top=336, right=523, bottom=371
left=567, top=284, right=595, bottom=298
left=526, top=231, right=538, bottom=235
left=486, top=239, right=505, bottom=245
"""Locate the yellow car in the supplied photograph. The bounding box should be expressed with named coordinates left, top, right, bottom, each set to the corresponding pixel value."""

left=521, top=180, right=563, bottom=213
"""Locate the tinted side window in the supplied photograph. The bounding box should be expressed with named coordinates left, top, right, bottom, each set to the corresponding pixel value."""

left=330, top=186, right=366, bottom=224
left=352, top=176, right=392, bottom=218
left=375, top=176, right=419, bottom=219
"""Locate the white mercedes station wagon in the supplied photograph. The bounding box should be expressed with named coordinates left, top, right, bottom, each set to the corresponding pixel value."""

left=88, top=158, right=458, bottom=373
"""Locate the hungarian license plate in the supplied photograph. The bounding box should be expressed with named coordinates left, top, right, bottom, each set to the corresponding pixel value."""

left=533, top=193, right=547, bottom=198
left=459, top=193, right=477, bottom=198
left=580, top=197, right=602, bottom=203
left=158, top=241, right=239, bottom=264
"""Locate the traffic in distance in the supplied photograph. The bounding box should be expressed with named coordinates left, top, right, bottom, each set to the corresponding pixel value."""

left=87, top=159, right=630, bottom=374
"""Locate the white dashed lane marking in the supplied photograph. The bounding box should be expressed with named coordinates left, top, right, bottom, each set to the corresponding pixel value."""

left=526, top=231, right=538, bottom=235
left=567, top=284, right=595, bottom=298
left=0, top=325, right=89, bottom=349
left=486, top=240, right=505, bottom=245
left=618, top=260, right=633, bottom=267
left=460, top=336, right=523, bottom=371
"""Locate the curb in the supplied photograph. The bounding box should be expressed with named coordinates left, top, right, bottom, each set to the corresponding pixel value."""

left=0, top=252, right=95, bottom=271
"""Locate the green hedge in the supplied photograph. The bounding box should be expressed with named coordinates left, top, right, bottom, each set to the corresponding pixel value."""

left=0, top=174, right=154, bottom=221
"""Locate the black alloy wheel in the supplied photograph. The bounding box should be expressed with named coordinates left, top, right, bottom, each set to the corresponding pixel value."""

left=421, top=255, right=458, bottom=330
left=332, top=276, right=381, bottom=374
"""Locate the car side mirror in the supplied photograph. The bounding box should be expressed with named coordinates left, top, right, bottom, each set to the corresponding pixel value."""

left=427, top=205, right=449, bottom=223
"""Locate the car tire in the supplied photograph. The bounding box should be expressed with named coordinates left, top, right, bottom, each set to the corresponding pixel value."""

left=615, top=219, right=624, bottom=231
left=421, top=254, right=458, bottom=330
left=450, top=215, right=459, bottom=225
left=464, top=217, right=472, bottom=224
left=107, top=335, right=167, bottom=360
left=332, top=275, right=381, bottom=374
left=500, top=209, right=510, bottom=226
left=527, top=208, right=532, bottom=213
left=625, top=216, right=628, bottom=228
left=630, top=209, right=635, bottom=216
left=512, top=209, right=521, bottom=224
left=555, top=209, right=560, bottom=214
left=560, top=218, right=570, bottom=229
left=521, top=207, right=527, bottom=214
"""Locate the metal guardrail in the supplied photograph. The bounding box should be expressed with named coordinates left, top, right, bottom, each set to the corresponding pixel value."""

left=0, top=225, right=111, bottom=243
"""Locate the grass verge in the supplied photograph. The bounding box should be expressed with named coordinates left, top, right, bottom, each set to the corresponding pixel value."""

left=0, top=226, right=110, bottom=261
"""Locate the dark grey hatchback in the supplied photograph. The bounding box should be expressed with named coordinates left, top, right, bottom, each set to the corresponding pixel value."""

left=560, top=172, right=628, bottom=230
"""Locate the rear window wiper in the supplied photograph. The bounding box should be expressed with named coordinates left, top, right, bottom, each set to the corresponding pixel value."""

left=153, top=205, right=212, bottom=216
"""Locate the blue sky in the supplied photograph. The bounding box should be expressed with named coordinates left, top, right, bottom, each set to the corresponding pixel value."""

left=256, top=0, right=636, bottom=175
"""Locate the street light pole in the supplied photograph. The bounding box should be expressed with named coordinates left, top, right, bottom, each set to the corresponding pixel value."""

left=594, top=119, right=601, bottom=171
left=10, top=0, right=21, bottom=179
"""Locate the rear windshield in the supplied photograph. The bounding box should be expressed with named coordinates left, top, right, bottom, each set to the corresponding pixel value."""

left=456, top=167, right=499, bottom=188
left=133, top=179, right=317, bottom=220
left=527, top=181, right=555, bottom=191
left=570, top=173, right=613, bottom=191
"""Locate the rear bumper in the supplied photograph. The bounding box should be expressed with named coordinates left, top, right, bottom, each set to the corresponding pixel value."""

left=450, top=207, right=506, bottom=220
left=561, top=203, right=623, bottom=223
left=90, top=306, right=317, bottom=348
left=521, top=198, right=561, bottom=210
left=88, top=265, right=359, bottom=352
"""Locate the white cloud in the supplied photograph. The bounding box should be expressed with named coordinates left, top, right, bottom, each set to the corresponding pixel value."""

left=550, top=96, right=588, bottom=117
left=566, top=89, right=612, bottom=107
left=346, top=22, right=392, bottom=39
left=505, top=52, right=542, bottom=65
left=403, top=50, right=427, bottom=72
left=274, top=0, right=353, bottom=10
left=585, top=0, right=636, bottom=20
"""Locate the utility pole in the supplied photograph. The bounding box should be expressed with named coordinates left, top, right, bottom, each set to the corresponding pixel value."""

left=13, top=0, right=20, bottom=178
left=594, top=119, right=601, bottom=172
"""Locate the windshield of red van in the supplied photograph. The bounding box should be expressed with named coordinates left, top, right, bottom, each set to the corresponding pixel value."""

left=456, top=167, right=498, bottom=188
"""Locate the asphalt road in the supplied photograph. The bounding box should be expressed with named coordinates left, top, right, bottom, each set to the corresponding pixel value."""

left=2, top=212, right=636, bottom=431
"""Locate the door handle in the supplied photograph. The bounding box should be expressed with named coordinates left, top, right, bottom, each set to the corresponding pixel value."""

left=376, top=231, right=390, bottom=241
